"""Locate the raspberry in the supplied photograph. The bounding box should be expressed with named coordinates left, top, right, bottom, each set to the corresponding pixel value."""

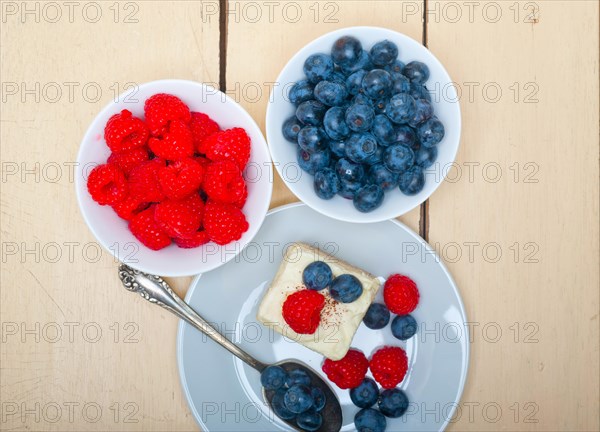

left=282, top=290, right=326, bottom=334
left=154, top=194, right=204, bottom=239
left=158, top=158, right=204, bottom=200
left=129, top=206, right=171, bottom=250
left=144, top=93, right=191, bottom=136
left=189, top=112, right=220, bottom=151
left=107, top=147, right=149, bottom=175
left=112, top=196, right=149, bottom=221
left=104, top=109, right=149, bottom=153
left=200, top=128, right=251, bottom=170
left=369, top=346, right=408, bottom=389
left=322, top=349, right=369, bottom=389
left=233, top=184, right=248, bottom=208
left=87, top=163, right=128, bottom=205
left=148, top=120, right=194, bottom=161
left=174, top=230, right=210, bottom=249
left=203, top=160, right=247, bottom=204
left=383, top=274, right=420, bottom=315
left=203, top=200, right=249, bottom=245
left=128, top=159, right=166, bottom=202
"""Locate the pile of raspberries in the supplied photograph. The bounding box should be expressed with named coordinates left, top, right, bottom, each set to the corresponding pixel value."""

left=86, top=93, right=251, bottom=250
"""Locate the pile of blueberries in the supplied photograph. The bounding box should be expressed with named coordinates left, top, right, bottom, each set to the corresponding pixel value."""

left=303, top=260, right=363, bottom=303
left=282, top=35, right=444, bottom=213
left=261, top=366, right=326, bottom=431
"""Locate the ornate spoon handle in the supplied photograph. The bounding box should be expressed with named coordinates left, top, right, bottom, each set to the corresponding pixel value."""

left=118, top=264, right=267, bottom=372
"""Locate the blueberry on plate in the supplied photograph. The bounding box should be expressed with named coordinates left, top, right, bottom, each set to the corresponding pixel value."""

left=417, top=117, right=445, bottom=147
left=394, top=125, right=418, bottom=150
left=286, top=368, right=312, bottom=387
left=372, top=114, right=397, bottom=146
left=345, top=133, right=378, bottom=164
left=391, top=314, right=418, bottom=340
left=329, top=139, right=347, bottom=158
left=329, top=274, right=363, bottom=303
left=303, top=53, right=334, bottom=84
left=338, top=178, right=364, bottom=200
left=324, top=106, right=351, bottom=141
left=314, top=81, right=348, bottom=107
left=370, top=40, right=399, bottom=67
left=272, top=388, right=296, bottom=420
left=296, top=100, right=327, bottom=126
left=368, top=163, right=400, bottom=191
left=297, top=148, right=331, bottom=175
left=385, top=59, right=405, bottom=75
left=362, top=69, right=393, bottom=100
left=350, top=377, right=380, bottom=408
left=378, top=388, right=409, bottom=418
left=284, top=385, right=314, bottom=414
left=261, top=365, right=287, bottom=390
left=336, top=158, right=365, bottom=183
left=314, top=168, right=340, bottom=200
left=331, top=35, right=362, bottom=68
left=298, top=126, right=328, bottom=153
left=363, top=302, right=391, bottom=329
left=410, top=82, right=432, bottom=102
left=282, top=116, right=303, bottom=143
left=408, top=98, right=434, bottom=128
left=383, top=144, right=415, bottom=173
left=386, top=93, right=416, bottom=124
left=354, top=408, right=387, bottom=432
left=399, top=166, right=425, bottom=195
left=391, top=72, right=411, bottom=94
left=296, top=408, right=322, bottom=431
left=402, top=60, right=430, bottom=84
left=345, top=103, right=375, bottom=132
left=289, top=79, right=315, bottom=106
left=353, top=184, right=385, bottom=213
left=340, top=49, right=373, bottom=75
left=346, top=70, right=368, bottom=96
left=302, top=260, right=333, bottom=291
left=364, top=146, right=384, bottom=165
left=415, top=145, right=438, bottom=168
left=311, top=387, right=326, bottom=412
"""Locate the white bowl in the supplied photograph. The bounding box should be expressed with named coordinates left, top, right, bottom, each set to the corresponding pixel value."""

left=75, top=80, right=273, bottom=277
left=266, top=26, right=461, bottom=223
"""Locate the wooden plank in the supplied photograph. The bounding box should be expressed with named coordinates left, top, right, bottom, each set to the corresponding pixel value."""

left=426, top=1, right=599, bottom=430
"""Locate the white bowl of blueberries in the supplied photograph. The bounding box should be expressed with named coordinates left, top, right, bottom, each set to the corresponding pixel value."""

left=266, top=27, right=461, bottom=223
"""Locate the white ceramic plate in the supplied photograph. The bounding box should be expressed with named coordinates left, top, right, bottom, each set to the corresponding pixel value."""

left=266, top=27, right=461, bottom=223
left=177, top=203, right=469, bottom=431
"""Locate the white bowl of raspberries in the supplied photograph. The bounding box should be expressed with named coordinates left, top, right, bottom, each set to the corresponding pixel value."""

left=76, top=80, right=272, bottom=277
left=266, top=27, right=461, bottom=223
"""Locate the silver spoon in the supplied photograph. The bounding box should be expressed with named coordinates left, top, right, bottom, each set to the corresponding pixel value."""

left=118, top=264, right=343, bottom=432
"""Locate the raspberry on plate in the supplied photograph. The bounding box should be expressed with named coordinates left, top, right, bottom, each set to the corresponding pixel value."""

left=107, top=147, right=149, bottom=175
left=282, top=290, right=326, bottom=335
left=154, top=194, right=204, bottom=239
left=112, top=195, right=149, bottom=221
left=148, top=120, right=194, bottom=161
left=189, top=112, right=220, bottom=151
left=128, top=158, right=166, bottom=202
left=104, top=109, right=149, bottom=153
left=322, top=348, right=368, bottom=389
left=203, top=160, right=247, bottom=204
left=173, top=230, right=210, bottom=249
left=144, top=93, right=191, bottom=136
left=203, top=200, right=249, bottom=245
left=129, top=206, right=172, bottom=251
left=369, top=346, right=408, bottom=389
left=383, top=274, right=420, bottom=315
left=158, top=158, right=204, bottom=200
left=86, top=163, right=128, bottom=205
left=200, top=127, right=251, bottom=170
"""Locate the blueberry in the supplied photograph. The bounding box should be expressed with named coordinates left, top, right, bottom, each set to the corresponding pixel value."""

left=385, top=59, right=405, bottom=75
left=372, top=98, right=388, bottom=115
left=314, top=168, right=340, bottom=200
left=346, top=103, right=375, bottom=132
left=303, top=260, right=333, bottom=290
left=289, top=80, right=315, bottom=106
left=363, top=303, right=391, bottom=329
left=364, top=146, right=384, bottom=165
left=378, top=388, right=409, bottom=418
left=408, top=98, right=434, bottom=128
left=352, top=93, right=373, bottom=107
left=368, top=163, right=400, bottom=191
left=329, top=140, right=347, bottom=158
left=350, top=378, right=380, bottom=408
left=329, top=70, right=347, bottom=85
left=372, top=114, right=397, bottom=146
left=386, top=93, right=416, bottom=124
left=353, top=184, right=384, bottom=213
left=261, top=365, right=288, bottom=390
left=282, top=116, right=303, bottom=143
left=331, top=36, right=362, bottom=68
left=354, top=408, right=387, bottom=432
left=370, top=40, right=399, bottom=67
left=383, top=144, right=415, bottom=173
left=311, top=387, right=326, bottom=412
left=391, top=72, right=411, bottom=94
left=304, top=53, right=334, bottom=84
left=284, top=384, right=314, bottom=414
left=297, top=148, right=331, bottom=175
left=296, top=100, right=327, bottom=126
left=346, top=69, right=368, bottom=96
left=417, top=118, right=445, bottom=147
left=329, top=274, right=363, bottom=302
left=415, top=146, right=438, bottom=168
left=391, top=314, right=418, bottom=340
left=338, top=179, right=364, bottom=199
left=399, top=166, right=425, bottom=195
left=345, top=133, right=378, bottom=164
left=285, top=368, right=312, bottom=387
left=340, top=50, right=373, bottom=75
left=402, top=61, right=430, bottom=84
left=314, top=81, right=348, bottom=106
left=394, top=125, right=418, bottom=150
left=410, top=83, right=432, bottom=102
left=362, top=69, right=393, bottom=99
left=296, top=409, right=322, bottom=431
left=272, top=388, right=296, bottom=420
left=335, top=158, right=365, bottom=183
left=298, top=126, right=327, bottom=153
left=323, top=106, right=350, bottom=140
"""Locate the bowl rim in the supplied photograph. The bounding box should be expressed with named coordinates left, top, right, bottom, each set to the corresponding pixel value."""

left=266, top=26, right=462, bottom=223
left=75, top=79, right=273, bottom=277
